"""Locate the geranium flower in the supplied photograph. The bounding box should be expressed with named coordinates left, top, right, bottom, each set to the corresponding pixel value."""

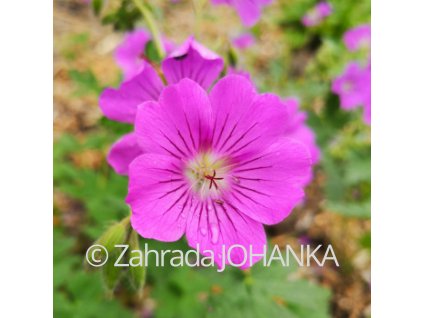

left=232, top=33, right=255, bottom=50
left=211, top=0, right=273, bottom=27
left=332, top=62, right=371, bottom=124
left=126, top=75, right=312, bottom=268
left=282, top=98, right=320, bottom=171
left=343, top=24, right=371, bottom=52
left=114, top=28, right=174, bottom=81
left=100, top=37, right=224, bottom=174
left=301, top=1, right=332, bottom=27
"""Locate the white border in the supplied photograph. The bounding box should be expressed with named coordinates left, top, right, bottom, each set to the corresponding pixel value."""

left=372, top=0, right=423, bottom=316
left=0, top=0, right=52, bottom=317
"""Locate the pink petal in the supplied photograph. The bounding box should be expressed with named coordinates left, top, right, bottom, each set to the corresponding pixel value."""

left=343, top=24, right=371, bottom=52
left=127, top=153, right=190, bottom=242
left=185, top=198, right=266, bottom=269
left=331, top=62, right=368, bottom=110
left=222, top=137, right=312, bottom=225
left=114, top=29, right=151, bottom=81
left=232, top=0, right=261, bottom=27
left=135, top=78, right=213, bottom=158
left=232, top=33, right=255, bottom=50
left=107, top=132, right=143, bottom=175
left=282, top=97, right=320, bottom=164
left=99, top=62, right=164, bottom=123
left=209, top=75, right=288, bottom=158
left=162, top=37, right=224, bottom=90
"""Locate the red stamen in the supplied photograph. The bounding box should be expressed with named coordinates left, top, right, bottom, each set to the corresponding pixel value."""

left=204, top=170, right=223, bottom=190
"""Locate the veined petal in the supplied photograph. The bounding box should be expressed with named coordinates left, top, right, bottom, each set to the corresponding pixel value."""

left=185, top=198, right=266, bottom=269
left=99, top=62, right=164, bottom=123
left=223, top=137, right=312, bottom=225
left=135, top=78, right=213, bottom=158
left=127, top=154, right=190, bottom=242
left=209, top=75, right=288, bottom=158
left=162, top=37, right=224, bottom=90
left=107, top=132, right=143, bottom=175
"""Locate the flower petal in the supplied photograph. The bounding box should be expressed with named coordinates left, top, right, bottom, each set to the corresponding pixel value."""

left=185, top=198, right=266, bottom=269
left=114, top=29, right=151, bottom=81
left=232, top=0, right=261, bottom=27
left=135, top=78, right=212, bottom=158
left=282, top=97, right=320, bottom=164
left=99, top=62, right=164, bottom=123
left=223, top=137, right=312, bottom=225
left=107, top=132, right=143, bottom=175
left=209, top=75, right=288, bottom=158
left=343, top=24, right=371, bottom=52
left=162, top=37, right=224, bottom=90
left=331, top=62, right=367, bottom=110
left=127, top=154, right=190, bottom=242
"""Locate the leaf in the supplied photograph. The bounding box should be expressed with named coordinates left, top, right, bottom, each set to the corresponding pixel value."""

left=145, top=40, right=161, bottom=63
left=92, top=0, right=103, bottom=16
left=327, top=200, right=371, bottom=218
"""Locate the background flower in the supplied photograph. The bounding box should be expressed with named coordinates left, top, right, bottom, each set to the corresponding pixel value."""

left=100, top=37, right=224, bottom=174
left=343, top=24, right=371, bottom=52
left=332, top=61, right=371, bottom=124
left=211, top=0, right=273, bottom=27
left=301, top=2, right=332, bottom=27
left=114, top=28, right=174, bottom=81
left=232, top=33, right=255, bottom=50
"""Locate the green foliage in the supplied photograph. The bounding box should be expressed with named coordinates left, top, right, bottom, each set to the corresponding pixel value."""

left=54, top=132, right=129, bottom=239
left=53, top=229, right=135, bottom=318
left=101, top=0, right=142, bottom=31
left=68, top=69, right=102, bottom=96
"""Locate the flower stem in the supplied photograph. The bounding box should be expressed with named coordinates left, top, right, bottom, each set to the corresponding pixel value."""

left=132, top=0, right=165, bottom=60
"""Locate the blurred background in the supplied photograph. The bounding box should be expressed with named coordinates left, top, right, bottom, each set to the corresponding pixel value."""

left=53, top=0, right=371, bottom=317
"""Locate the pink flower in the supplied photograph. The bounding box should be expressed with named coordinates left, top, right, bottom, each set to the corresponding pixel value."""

left=282, top=98, right=320, bottom=167
left=114, top=29, right=174, bottom=81
left=100, top=37, right=225, bottom=174
left=332, top=62, right=371, bottom=125
left=343, top=24, right=371, bottom=52
left=301, top=2, right=332, bottom=27
left=211, top=0, right=273, bottom=27
left=232, top=33, right=255, bottom=50
left=126, top=75, right=312, bottom=268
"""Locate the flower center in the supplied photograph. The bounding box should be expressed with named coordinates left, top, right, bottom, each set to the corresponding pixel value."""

left=185, top=152, right=228, bottom=199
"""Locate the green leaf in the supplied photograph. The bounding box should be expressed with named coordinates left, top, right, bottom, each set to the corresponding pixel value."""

left=145, top=40, right=161, bottom=63
left=92, top=0, right=103, bottom=16
left=327, top=200, right=371, bottom=218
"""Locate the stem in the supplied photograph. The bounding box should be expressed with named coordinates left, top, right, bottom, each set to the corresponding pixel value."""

left=132, top=0, right=165, bottom=60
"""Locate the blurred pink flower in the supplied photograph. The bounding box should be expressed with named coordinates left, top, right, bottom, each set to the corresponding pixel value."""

left=332, top=62, right=371, bottom=125
left=100, top=37, right=224, bottom=174
left=211, top=0, right=273, bottom=27
left=114, top=29, right=174, bottom=81
left=301, top=2, right=332, bottom=27
left=282, top=98, right=320, bottom=166
left=126, top=75, right=312, bottom=268
left=232, top=33, right=255, bottom=50
left=343, top=24, right=371, bottom=52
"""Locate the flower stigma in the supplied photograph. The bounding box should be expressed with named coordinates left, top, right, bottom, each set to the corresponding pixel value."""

left=185, top=152, right=229, bottom=199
